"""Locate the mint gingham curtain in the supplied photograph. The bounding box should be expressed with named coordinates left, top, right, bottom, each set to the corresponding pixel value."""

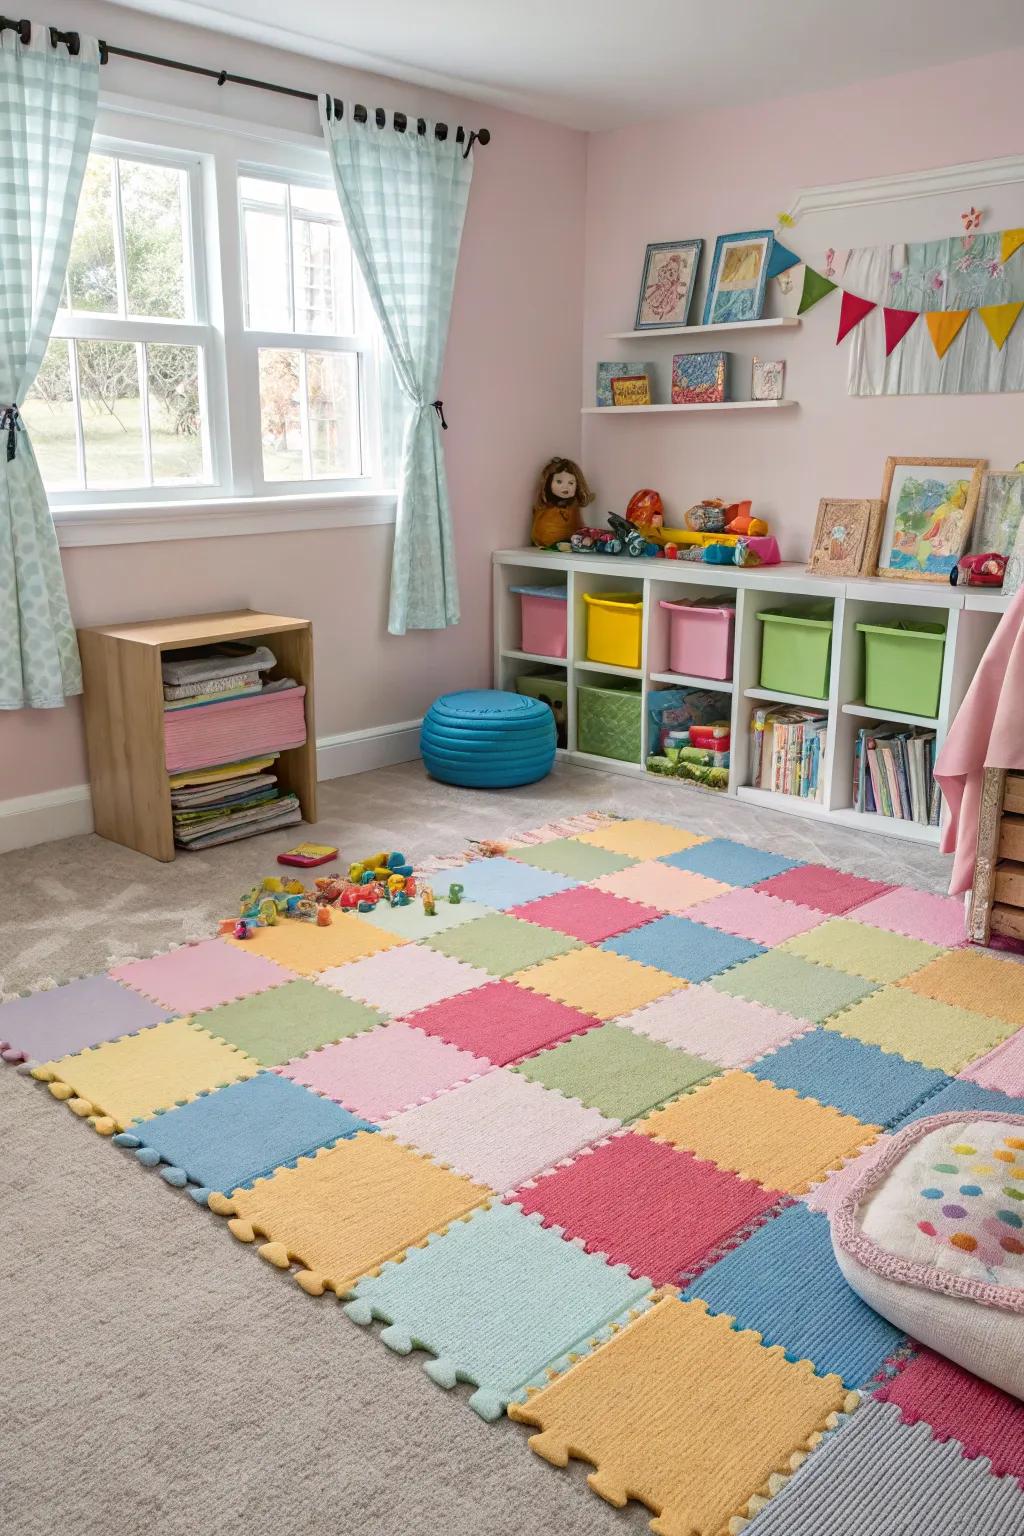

left=320, top=103, right=473, bottom=635
left=0, top=29, right=99, bottom=709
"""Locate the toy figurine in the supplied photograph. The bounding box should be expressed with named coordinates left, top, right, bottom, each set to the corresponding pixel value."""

left=258, top=897, right=279, bottom=927
left=724, top=500, right=767, bottom=536
left=531, top=456, right=595, bottom=549
left=448, top=882, right=464, bottom=905
left=316, top=905, right=332, bottom=926
left=626, top=489, right=664, bottom=527
left=233, top=919, right=252, bottom=940
left=951, top=551, right=1006, bottom=586
left=421, top=884, right=437, bottom=917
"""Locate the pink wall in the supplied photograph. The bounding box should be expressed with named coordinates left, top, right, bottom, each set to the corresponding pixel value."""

left=582, top=49, right=1024, bottom=555
left=1, top=0, right=586, bottom=800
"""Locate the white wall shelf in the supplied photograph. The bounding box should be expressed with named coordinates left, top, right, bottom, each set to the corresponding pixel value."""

left=500, top=647, right=567, bottom=666
left=575, top=659, right=643, bottom=679
left=582, top=400, right=796, bottom=416
left=650, top=669, right=733, bottom=692
left=607, top=318, right=802, bottom=340
left=745, top=685, right=828, bottom=709
left=841, top=700, right=939, bottom=728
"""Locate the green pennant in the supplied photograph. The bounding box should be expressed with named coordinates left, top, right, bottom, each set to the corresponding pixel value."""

left=798, top=266, right=838, bottom=315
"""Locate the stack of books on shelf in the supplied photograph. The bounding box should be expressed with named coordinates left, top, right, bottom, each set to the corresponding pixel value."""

left=852, top=725, right=941, bottom=827
left=750, top=705, right=828, bottom=802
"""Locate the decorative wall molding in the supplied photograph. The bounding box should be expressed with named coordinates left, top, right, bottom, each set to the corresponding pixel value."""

left=790, top=153, right=1024, bottom=219
left=53, top=492, right=398, bottom=548
left=315, top=719, right=423, bottom=780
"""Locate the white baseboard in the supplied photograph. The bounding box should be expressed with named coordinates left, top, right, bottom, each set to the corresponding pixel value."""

left=0, top=719, right=423, bottom=855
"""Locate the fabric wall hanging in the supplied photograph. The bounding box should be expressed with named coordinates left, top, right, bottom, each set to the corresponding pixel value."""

left=0, top=29, right=100, bottom=709
left=320, top=103, right=473, bottom=635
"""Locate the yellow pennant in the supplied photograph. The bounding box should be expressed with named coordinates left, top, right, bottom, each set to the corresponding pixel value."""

left=979, top=300, right=1024, bottom=351
left=1001, top=228, right=1024, bottom=265
left=924, top=309, right=970, bottom=359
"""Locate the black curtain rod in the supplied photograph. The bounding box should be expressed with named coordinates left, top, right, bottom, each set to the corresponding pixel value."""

left=0, top=16, right=491, bottom=153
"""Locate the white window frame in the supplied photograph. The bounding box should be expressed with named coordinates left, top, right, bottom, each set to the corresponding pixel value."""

left=48, top=93, right=398, bottom=546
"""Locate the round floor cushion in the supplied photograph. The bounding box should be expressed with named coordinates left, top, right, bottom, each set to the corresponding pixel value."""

left=420, top=690, right=556, bottom=788
left=831, top=1111, right=1024, bottom=1400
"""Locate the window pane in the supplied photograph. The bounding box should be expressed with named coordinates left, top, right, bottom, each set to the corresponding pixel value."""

left=22, top=340, right=79, bottom=489
left=293, top=216, right=353, bottom=334
left=259, top=349, right=303, bottom=481
left=244, top=208, right=290, bottom=329
left=147, top=344, right=205, bottom=483
left=120, top=159, right=187, bottom=320
left=67, top=155, right=118, bottom=314
left=290, top=184, right=338, bottom=219
left=78, top=341, right=145, bottom=487
left=307, top=352, right=361, bottom=477
left=239, top=174, right=286, bottom=207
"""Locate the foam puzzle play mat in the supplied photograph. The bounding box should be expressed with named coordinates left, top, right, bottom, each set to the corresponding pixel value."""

left=5, top=813, right=1024, bottom=1536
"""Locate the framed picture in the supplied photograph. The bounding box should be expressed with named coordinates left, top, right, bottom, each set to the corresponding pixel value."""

left=807, top=498, right=883, bottom=577
left=971, top=471, right=1024, bottom=557
left=752, top=357, right=785, bottom=400
left=611, top=374, right=651, bottom=407
left=671, top=351, right=728, bottom=404
left=634, top=239, right=702, bottom=330
left=877, top=457, right=986, bottom=582
left=702, top=230, right=774, bottom=326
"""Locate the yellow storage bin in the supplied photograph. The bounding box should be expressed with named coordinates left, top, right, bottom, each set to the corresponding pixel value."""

left=582, top=591, right=644, bottom=669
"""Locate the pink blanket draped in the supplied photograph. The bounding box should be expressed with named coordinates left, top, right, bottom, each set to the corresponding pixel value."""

left=935, top=585, right=1024, bottom=895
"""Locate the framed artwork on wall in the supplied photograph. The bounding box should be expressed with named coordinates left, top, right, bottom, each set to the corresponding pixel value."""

left=634, top=239, right=703, bottom=330
left=971, top=470, right=1024, bottom=558
left=751, top=357, right=785, bottom=400
left=877, top=456, right=986, bottom=582
left=611, top=374, right=652, bottom=406
left=702, top=229, right=774, bottom=326
left=807, top=498, right=883, bottom=577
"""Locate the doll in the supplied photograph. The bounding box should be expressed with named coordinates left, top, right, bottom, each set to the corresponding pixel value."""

left=530, top=456, right=595, bottom=548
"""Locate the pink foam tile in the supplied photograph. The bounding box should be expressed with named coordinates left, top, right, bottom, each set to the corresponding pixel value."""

left=382, top=1068, right=620, bottom=1192
left=591, top=860, right=732, bottom=916
left=279, top=1021, right=490, bottom=1120
left=409, top=979, right=598, bottom=1067
left=110, top=939, right=296, bottom=1014
left=958, top=1025, right=1024, bottom=1095
left=875, top=1347, right=1024, bottom=1486
left=318, top=944, right=489, bottom=1019
left=754, top=864, right=894, bottom=916
left=851, top=886, right=969, bottom=948
left=618, top=983, right=810, bottom=1069
left=509, top=886, right=661, bottom=944
left=800, top=1133, right=894, bottom=1217
left=689, top=888, right=827, bottom=947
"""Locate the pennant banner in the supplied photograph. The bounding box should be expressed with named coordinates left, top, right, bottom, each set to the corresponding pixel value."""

left=798, top=266, right=837, bottom=316
left=883, top=306, right=918, bottom=356
left=1001, top=229, right=1024, bottom=265
left=836, top=291, right=876, bottom=345
left=979, top=300, right=1024, bottom=351
left=924, top=309, right=970, bottom=359
left=766, top=242, right=800, bottom=281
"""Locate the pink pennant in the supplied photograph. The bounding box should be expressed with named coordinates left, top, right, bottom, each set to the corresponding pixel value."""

left=883, top=306, right=919, bottom=356
left=836, top=291, right=876, bottom=345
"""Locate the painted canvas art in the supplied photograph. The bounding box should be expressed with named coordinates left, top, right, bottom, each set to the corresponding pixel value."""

left=634, top=239, right=702, bottom=330
left=752, top=357, right=785, bottom=400
left=807, top=498, right=883, bottom=577
left=878, top=457, right=986, bottom=582
left=971, top=471, right=1024, bottom=557
left=671, top=351, right=728, bottom=404
left=596, top=361, right=655, bottom=407
left=702, top=230, right=774, bottom=326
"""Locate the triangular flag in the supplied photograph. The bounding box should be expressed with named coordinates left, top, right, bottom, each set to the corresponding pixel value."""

left=766, top=242, right=800, bottom=281
left=924, top=309, right=970, bottom=359
left=798, top=266, right=837, bottom=315
left=1001, top=228, right=1024, bottom=265
left=836, top=291, right=876, bottom=344
left=979, top=300, right=1024, bottom=350
left=883, top=306, right=919, bottom=356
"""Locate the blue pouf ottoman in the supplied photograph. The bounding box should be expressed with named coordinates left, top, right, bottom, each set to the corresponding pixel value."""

left=420, top=690, right=556, bottom=788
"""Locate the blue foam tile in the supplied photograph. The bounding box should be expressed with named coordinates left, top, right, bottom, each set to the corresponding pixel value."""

left=891, top=1076, right=1024, bottom=1130
left=747, top=1028, right=949, bottom=1127
left=602, top=915, right=763, bottom=984
left=123, top=1072, right=375, bottom=1195
left=681, top=1203, right=903, bottom=1388
left=660, top=838, right=803, bottom=886
left=449, top=857, right=578, bottom=912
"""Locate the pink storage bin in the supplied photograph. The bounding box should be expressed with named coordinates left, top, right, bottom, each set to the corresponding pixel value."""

left=510, top=584, right=568, bottom=658
left=164, top=686, right=307, bottom=772
left=659, top=600, right=736, bottom=681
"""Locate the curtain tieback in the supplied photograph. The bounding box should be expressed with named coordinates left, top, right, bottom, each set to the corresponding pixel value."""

left=1, top=405, right=22, bottom=462
left=431, top=399, right=448, bottom=431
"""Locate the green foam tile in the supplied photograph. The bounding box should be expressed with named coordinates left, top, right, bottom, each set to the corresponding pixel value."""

left=425, top=913, right=580, bottom=978
left=710, top=950, right=876, bottom=1025
left=508, top=838, right=638, bottom=880
left=198, top=979, right=385, bottom=1066
left=513, top=1022, right=718, bottom=1123
left=778, top=919, right=942, bottom=984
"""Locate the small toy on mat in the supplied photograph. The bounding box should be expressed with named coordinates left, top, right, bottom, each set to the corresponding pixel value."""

left=277, top=842, right=339, bottom=868
left=449, top=883, right=464, bottom=905
left=421, top=884, right=437, bottom=916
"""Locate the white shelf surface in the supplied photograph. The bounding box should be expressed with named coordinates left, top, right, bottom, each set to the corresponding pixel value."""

left=745, top=685, right=829, bottom=709
left=501, top=648, right=568, bottom=666
left=650, top=670, right=734, bottom=692
left=828, top=806, right=941, bottom=844
left=736, top=786, right=831, bottom=819
left=841, top=700, right=939, bottom=729
left=575, top=659, right=643, bottom=679
left=607, top=317, right=801, bottom=340
left=582, top=399, right=796, bottom=416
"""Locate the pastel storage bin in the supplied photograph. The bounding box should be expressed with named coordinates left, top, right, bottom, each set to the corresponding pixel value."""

left=582, top=591, right=644, bottom=669
left=757, top=604, right=834, bottom=700
left=515, top=671, right=568, bottom=748
left=577, top=678, right=643, bottom=762
left=857, top=619, right=946, bottom=717
left=659, top=600, right=735, bottom=680
left=510, top=584, right=568, bottom=658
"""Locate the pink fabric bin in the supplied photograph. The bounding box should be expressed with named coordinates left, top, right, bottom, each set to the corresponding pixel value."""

left=659, top=601, right=736, bottom=681
left=164, top=686, right=307, bottom=773
left=510, top=585, right=568, bottom=658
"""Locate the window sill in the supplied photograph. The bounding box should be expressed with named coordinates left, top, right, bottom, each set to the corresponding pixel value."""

left=52, top=491, right=398, bottom=548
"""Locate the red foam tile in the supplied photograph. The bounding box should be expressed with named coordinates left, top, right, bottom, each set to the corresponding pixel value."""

left=510, top=887, right=661, bottom=944
left=409, top=979, right=598, bottom=1067
left=509, top=1131, right=783, bottom=1285
left=875, top=1347, right=1024, bottom=1486
left=754, top=864, right=894, bottom=916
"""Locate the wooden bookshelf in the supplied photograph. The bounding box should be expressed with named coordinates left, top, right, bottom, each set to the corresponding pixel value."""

left=78, top=609, right=316, bottom=862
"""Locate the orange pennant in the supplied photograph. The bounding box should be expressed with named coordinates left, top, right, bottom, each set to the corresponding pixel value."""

left=979, top=301, right=1024, bottom=351
left=924, top=310, right=970, bottom=360
left=1001, top=228, right=1024, bottom=265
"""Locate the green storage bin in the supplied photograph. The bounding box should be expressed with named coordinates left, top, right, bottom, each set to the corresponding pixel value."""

left=757, top=603, right=834, bottom=700
left=856, top=619, right=945, bottom=717
left=516, top=672, right=568, bottom=748
left=577, top=678, right=642, bottom=762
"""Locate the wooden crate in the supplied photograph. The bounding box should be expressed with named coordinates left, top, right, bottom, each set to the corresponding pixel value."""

left=968, top=768, right=1024, bottom=945
left=79, top=610, right=317, bottom=862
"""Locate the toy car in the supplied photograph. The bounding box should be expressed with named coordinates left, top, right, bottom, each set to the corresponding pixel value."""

left=950, top=551, right=1007, bottom=587
left=607, top=512, right=652, bottom=557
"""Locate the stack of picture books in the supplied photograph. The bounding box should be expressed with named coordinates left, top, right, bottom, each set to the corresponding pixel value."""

left=749, top=706, right=828, bottom=801
left=168, top=754, right=301, bottom=850
left=852, top=725, right=941, bottom=826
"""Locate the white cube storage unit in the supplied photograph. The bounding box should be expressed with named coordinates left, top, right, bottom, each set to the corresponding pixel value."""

left=493, top=549, right=1008, bottom=846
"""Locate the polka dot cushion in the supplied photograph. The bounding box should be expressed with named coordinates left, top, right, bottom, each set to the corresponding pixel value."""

left=832, top=1111, right=1024, bottom=1400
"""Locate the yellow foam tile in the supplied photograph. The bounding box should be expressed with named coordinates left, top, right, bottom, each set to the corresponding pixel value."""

left=223, top=914, right=404, bottom=976
left=635, top=1070, right=878, bottom=1194
left=897, top=947, right=1024, bottom=1026
left=512, top=946, right=682, bottom=1021
left=31, top=1017, right=260, bottom=1133
left=210, top=1131, right=493, bottom=1296
left=509, top=1294, right=853, bottom=1536
left=574, top=819, right=708, bottom=861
